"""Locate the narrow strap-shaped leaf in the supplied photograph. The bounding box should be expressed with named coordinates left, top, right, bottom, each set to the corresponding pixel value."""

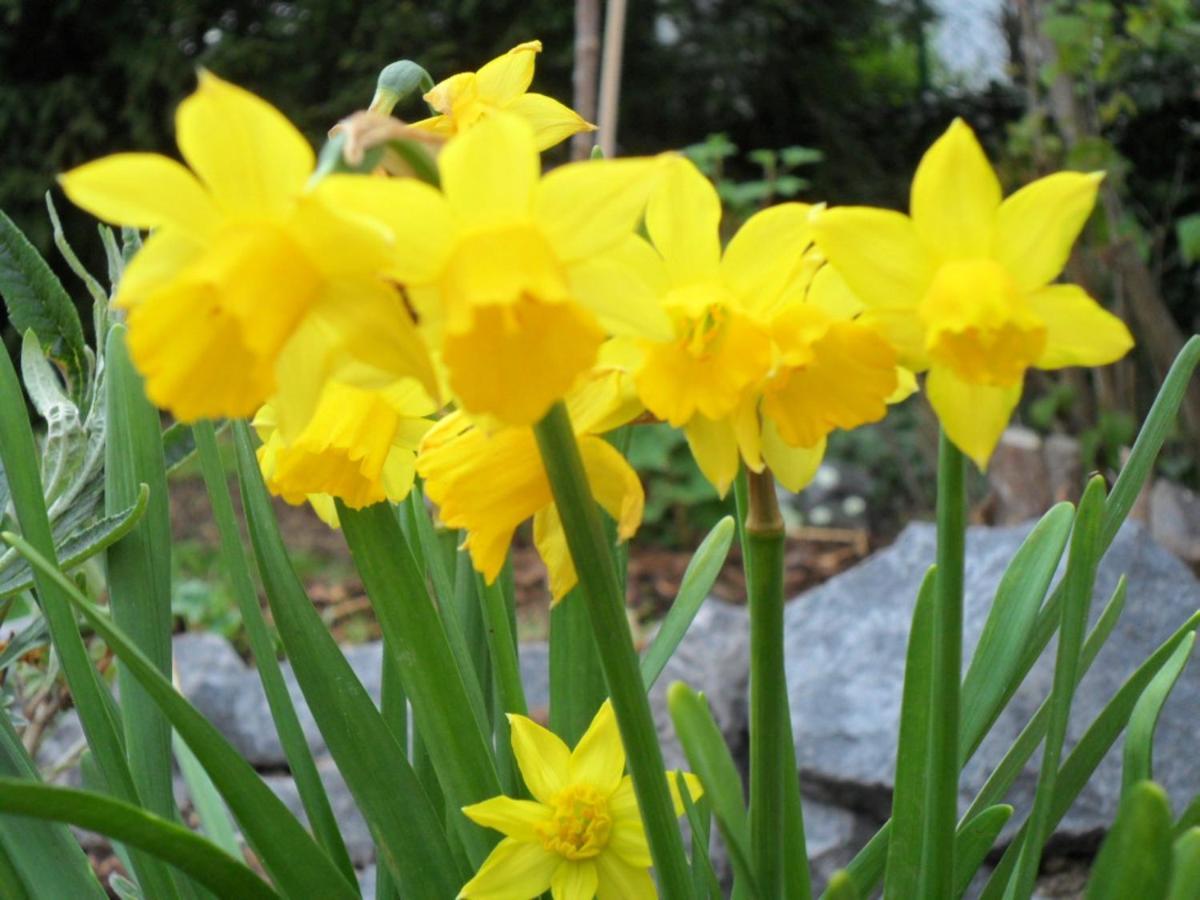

left=884, top=566, right=938, bottom=899
left=1084, top=781, right=1172, bottom=900
left=0, top=532, right=359, bottom=900
left=0, top=838, right=33, bottom=900
left=1176, top=795, right=1200, bottom=839
left=641, top=516, right=735, bottom=690
left=375, top=647, right=407, bottom=900
left=0, top=779, right=280, bottom=900
left=953, top=805, right=1012, bottom=898
left=232, top=424, right=464, bottom=895
left=105, top=326, right=176, bottom=824
left=172, top=731, right=240, bottom=858
left=0, top=712, right=105, bottom=898
left=192, top=421, right=354, bottom=879
left=550, top=585, right=607, bottom=745
left=822, top=872, right=859, bottom=900
left=478, top=573, right=527, bottom=717
left=1006, top=476, right=1107, bottom=900
left=668, top=681, right=761, bottom=900
left=0, top=335, right=178, bottom=900
left=1122, top=631, right=1195, bottom=797
left=335, top=498, right=502, bottom=865
left=1168, top=828, right=1200, bottom=900
left=678, top=773, right=723, bottom=899
left=960, top=502, right=1074, bottom=758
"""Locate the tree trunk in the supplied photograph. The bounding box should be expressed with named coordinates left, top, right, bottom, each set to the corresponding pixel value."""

left=572, top=0, right=602, bottom=160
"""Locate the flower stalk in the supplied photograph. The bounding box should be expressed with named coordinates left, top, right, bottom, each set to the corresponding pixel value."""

left=924, top=431, right=967, bottom=896
left=532, top=401, right=693, bottom=898
left=745, top=467, right=786, bottom=899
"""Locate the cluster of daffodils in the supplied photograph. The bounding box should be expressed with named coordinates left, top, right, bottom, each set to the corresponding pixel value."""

left=58, top=40, right=1135, bottom=899
left=60, top=42, right=1133, bottom=601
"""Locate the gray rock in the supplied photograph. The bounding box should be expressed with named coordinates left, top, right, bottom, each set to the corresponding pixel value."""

left=519, top=639, right=550, bottom=714
left=784, top=518, right=1200, bottom=849
left=989, top=427, right=1053, bottom=524
left=1149, top=478, right=1200, bottom=565
left=357, top=865, right=377, bottom=897
left=803, top=799, right=878, bottom=892
left=262, top=756, right=374, bottom=866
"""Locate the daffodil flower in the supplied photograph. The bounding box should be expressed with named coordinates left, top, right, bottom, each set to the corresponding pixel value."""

left=813, top=118, right=1134, bottom=467
left=59, top=71, right=436, bottom=423
left=413, top=40, right=596, bottom=151
left=459, top=701, right=701, bottom=899
left=319, top=113, right=670, bottom=427
left=254, top=378, right=436, bottom=527
left=416, top=356, right=643, bottom=601
left=612, top=158, right=908, bottom=495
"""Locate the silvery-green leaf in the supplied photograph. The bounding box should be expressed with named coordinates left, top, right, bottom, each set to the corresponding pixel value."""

left=19, top=331, right=74, bottom=421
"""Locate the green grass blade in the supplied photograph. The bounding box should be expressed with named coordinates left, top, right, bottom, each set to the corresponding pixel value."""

left=0, top=334, right=180, bottom=900
left=192, top=420, right=354, bottom=879
left=1084, top=781, right=1172, bottom=900
left=822, top=871, right=859, bottom=900
left=550, top=586, right=607, bottom=745
left=172, top=731, right=240, bottom=858
left=105, top=326, right=176, bottom=823
left=1005, top=476, right=1107, bottom=900
left=0, top=712, right=105, bottom=898
left=1176, top=795, right=1200, bottom=839
left=960, top=502, right=1074, bottom=758
left=1123, top=631, right=1195, bottom=798
left=1168, top=828, right=1200, bottom=900
left=885, top=566, right=938, bottom=899
left=954, top=805, right=1012, bottom=898
left=979, top=607, right=1200, bottom=900
left=232, top=424, right=464, bottom=895
left=678, top=774, right=723, bottom=899
left=642, top=516, right=735, bottom=691
left=668, top=681, right=760, bottom=900
left=0, top=779, right=280, bottom=900
left=0, top=531, right=359, bottom=900
left=375, top=647, right=406, bottom=900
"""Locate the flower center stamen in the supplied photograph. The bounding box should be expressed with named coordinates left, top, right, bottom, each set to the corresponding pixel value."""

left=538, top=785, right=613, bottom=860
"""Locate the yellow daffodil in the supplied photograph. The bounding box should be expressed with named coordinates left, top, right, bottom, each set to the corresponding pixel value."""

left=254, top=379, right=436, bottom=527
left=813, top=118, right=1134, bottom=467
left=59, top=71, right=436, bottom=423
left=319, top=113, right=670, bottom=427
left=413, top=40, right=595, bottom=151
left=460, top=701, right=701, bottom=899
left=611, top=158, right=906, bottom=495
left=416, top=365, right=642, bottom=601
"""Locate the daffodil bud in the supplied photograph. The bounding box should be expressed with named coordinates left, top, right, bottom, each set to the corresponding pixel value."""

left=368, top=60, right=434, bottom=115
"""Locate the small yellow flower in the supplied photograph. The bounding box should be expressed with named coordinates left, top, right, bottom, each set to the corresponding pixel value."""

left=416, top=364, right=642, bottom=602
left=813, top=118, right=1134, bottom=467
left=612, top=158, right=906, bottom=495
left=58, top=71, right=436, bottom=424
left=459, top=701, right=701, bottom=899
left=320, top=113, right=670, bottom=427
left=254, top=379, right=436, bottom=526
left=413, top=41, right=596, bottom=151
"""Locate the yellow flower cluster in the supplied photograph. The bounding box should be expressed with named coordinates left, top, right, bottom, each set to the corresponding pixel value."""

left=61, top=44, right=1132, bottom=613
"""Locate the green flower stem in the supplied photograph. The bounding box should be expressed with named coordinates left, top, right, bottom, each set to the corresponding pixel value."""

left=745, top=468, right=786, bottom=899
left=924, top=431, right=967, bottom=897
left=532, top=402, right=693, bottom=899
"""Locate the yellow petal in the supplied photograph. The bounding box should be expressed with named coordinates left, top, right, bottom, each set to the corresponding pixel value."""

left=313, top=174, right=455, bottom=283
left=806, top=264, right=865, bottom=320
left=443, top=297, right=604, bottom=426
left=507, top=714, right=572, bottom=805
left=667, top=771, right=704, bottom=816
left=59, top=153, right=219, bottom=238
left=645, top=157, right=723, bottom=282
left=564, top=342, right=645, bottom=435
left=684, top=416, right=740, bottom=498
left=505, top=92, right=596, bottom=151
left=114, top=228, right=204, bottom=309
left=536, top=157, right=662, bottom=264
left=568, top=701, right=625, bottom=795
left=889, top=367, right=919, bottom=403
left=812, top=207, right=935, bottom=310
left=533, top=505, right=578, bottom=603
left=462, top=796, right=552, bottom=843
left=857, top=306, right=930, bottom=372
left=567, top=238, right=673, bottom=341
left=721, top=202, right=813, bottom=317
left=761, top=421, right=825, bottom=493
left=993, top=171, right=1104, bottom=291
left=1028, top=284, right=1133, bottom=369
left=424, top=72, right=477, bottom=117
left=439, top=112, right=538, bottom=227
left=607, top=818, right=652, bottom=868
left=910, top=118, right=1001, bottom=259
left=475, top=40, right=543, bottom=104
left=925, top=366, right=1022, bottom=469
left=458, top=837, right=558, bottom=900
left=578, top=436, right=644, bottom=542
left=551, top=860, right=599, bottom=900
left=176, top=70, right=313, bottom=216
left=595, top=849, right=656, bottom=900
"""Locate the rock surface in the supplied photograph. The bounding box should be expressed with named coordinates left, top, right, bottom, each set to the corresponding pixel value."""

left=783, top=518, right=1200, bottom=848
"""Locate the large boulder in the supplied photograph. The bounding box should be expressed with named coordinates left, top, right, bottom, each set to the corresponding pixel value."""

left=783, top=519, right=1200, bottom=847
